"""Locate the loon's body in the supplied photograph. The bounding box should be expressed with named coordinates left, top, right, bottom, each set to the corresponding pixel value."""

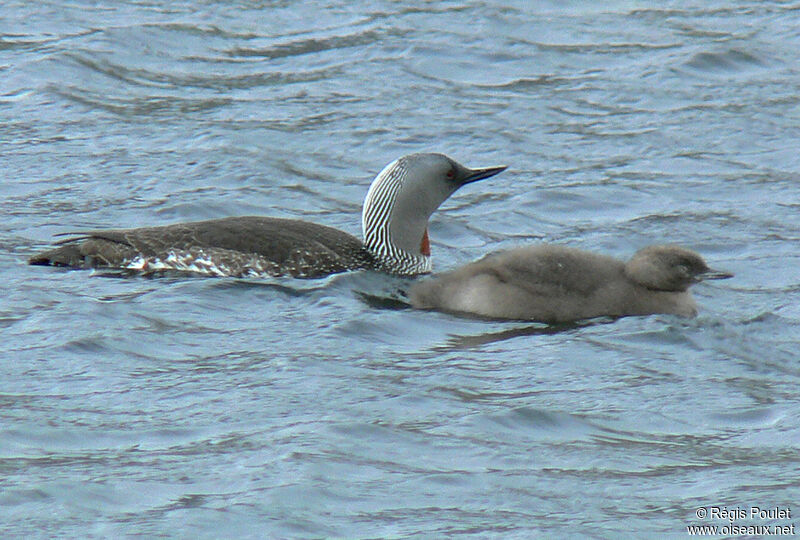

left=409, top=244, right=732, bottom=322
left=29, top=153, right=506, bottom=278
left=30, top=216, right=373, bottom=278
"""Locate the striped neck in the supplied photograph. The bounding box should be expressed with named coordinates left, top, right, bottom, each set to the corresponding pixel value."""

left=366, top=240, right=431, bottom=275
left=361, top=157, right=432, bottom=275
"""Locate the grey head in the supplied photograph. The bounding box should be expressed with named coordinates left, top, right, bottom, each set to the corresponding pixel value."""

left=624, top=245, right=733, bottom=292
left=361, top=153, right=506, bottom=275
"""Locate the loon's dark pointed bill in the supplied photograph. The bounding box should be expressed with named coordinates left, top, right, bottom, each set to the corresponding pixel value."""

left=461, top=165, right=508, bottom=185
left=696, top=269, right=734, bottom=281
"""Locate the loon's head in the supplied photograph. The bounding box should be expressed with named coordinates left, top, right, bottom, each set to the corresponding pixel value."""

left=362, top=153, right=506, bottom=275
left=625, top=245, right=733, bottom=292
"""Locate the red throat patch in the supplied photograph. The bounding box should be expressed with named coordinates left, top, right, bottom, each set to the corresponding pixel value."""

left=420, top=229, right=431, bottom=256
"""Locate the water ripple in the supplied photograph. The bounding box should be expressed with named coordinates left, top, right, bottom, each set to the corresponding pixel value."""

left=683, top=48, right=771, bottom=75
left=225, top=27, right=405, bottom=59
left=52, top=85, right=232, bottom=115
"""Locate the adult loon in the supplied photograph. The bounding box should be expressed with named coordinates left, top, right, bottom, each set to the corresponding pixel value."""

left=409, top=244, right=732, bottom=322
left=29, top=153, right=507, bottom=278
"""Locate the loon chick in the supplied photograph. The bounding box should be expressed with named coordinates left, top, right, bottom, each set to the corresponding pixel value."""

left=409, top=244, right=732, bottom=322
left=29, top=153, right=506, bottom=278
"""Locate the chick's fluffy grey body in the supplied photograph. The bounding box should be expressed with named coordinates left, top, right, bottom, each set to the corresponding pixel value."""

left=410, top=244, right=731, bottom=322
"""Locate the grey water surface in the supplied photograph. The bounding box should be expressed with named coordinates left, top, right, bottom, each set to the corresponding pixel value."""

left=2, top=1, right=800, bottom=538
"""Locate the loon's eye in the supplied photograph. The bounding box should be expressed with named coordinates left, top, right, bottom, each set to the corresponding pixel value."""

left=446, top=169, right=456, bottom=179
